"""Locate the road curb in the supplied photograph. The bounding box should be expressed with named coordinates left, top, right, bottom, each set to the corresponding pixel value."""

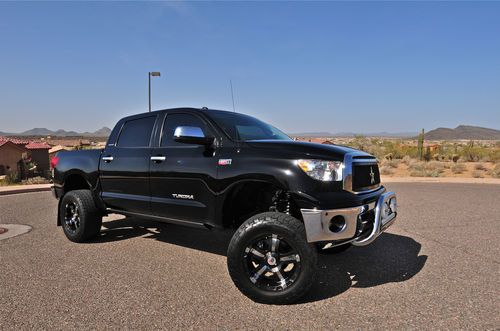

left=0, top=185, right=52, bottom=196
left=381, top=177, right=500, bottom=185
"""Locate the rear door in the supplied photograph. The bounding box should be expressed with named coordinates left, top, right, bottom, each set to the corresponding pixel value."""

left=150, top=112, right=218, bottom=225
left=99, top=114, right=158, bottom=213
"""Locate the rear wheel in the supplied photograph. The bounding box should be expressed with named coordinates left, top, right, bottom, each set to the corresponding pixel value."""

left=60, top=190, right=102, bottom=243
left=227, top=212, right=317, bottom=304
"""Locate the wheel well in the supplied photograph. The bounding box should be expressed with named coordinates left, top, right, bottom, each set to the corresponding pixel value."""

left=63, top=174, right=90, bottom=193
left=221, top=182, right=302, bottom=229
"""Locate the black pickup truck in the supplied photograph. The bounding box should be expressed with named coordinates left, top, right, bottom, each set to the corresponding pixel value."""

left=52, top=107, right=397, bottom=304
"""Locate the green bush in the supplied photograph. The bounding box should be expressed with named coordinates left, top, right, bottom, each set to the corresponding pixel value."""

left=5, top=172, right=20, bottom=184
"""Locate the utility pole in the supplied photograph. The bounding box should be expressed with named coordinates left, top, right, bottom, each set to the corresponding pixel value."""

left=148, top=72, right=161, bottom=112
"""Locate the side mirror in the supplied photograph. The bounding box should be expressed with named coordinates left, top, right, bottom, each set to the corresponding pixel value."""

left=173, top=126, right=215, bottom=146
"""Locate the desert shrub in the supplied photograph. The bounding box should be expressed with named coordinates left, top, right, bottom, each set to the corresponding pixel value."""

left=426, top=161, right=445, bottom=172
left=460, top=142, right=488, bottom=162
left=409, top=169, right=426, bottom=177
left=381, top=159, right=400, bottom=169
left=489, top=164, right=500, bottom=178
left=401, top=155, right=412, bottom=165
left=408, top=161, right=444, bottom=177
left=408, top=161, right=424, bottom=172
left=452, top=154, right=460, bottom=163
left=5, top=172, right=20, bottom=184
left=474, top=163, right=487, bottom=171
left=486, top=149, right=500, bottom=163
left=427, top=169, right=442, bottom=178
left=380, top=166, right=394, bottom=175
left=472, top=170, right=484, bottom=178
left=451, top=163, right=466, bottom=174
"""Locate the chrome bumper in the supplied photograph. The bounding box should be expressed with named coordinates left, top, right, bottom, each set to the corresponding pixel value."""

left=300, top=191, right=397, bottom=245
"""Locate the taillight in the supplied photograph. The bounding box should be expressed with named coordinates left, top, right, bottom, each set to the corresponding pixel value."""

left=50, top=156, right=60, bottom=169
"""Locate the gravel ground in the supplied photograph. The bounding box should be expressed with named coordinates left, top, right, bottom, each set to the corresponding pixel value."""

left=0, top=183, right=499, bottom=330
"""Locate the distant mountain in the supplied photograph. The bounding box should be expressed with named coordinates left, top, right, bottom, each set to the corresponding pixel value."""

left=0, top=127, right=112, bottom=137
left=290, top=132, right=335, bottom=137
left=425, top=125, right=500, bottom=140
left=88, top=127, right=112, bottom=137
left=290, top=131, right=417, bottom=138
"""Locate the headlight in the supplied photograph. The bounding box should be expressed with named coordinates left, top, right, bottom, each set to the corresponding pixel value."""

left=297, top=159, right=343, bottom=181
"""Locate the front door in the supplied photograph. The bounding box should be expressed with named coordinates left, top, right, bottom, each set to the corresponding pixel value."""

left=100, top=114, right=157, bottom=214
left=150, top=112, right=218, bottom=224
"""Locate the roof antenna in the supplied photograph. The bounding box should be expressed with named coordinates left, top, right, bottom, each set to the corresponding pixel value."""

left=230, top=79, right=236, bottom=112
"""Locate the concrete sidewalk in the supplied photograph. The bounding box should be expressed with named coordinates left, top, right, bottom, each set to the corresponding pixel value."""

left=0, top=184, right=52, bottom=196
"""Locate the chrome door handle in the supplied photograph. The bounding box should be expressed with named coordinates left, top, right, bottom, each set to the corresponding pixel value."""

left=150, top=156, right=166, bottom=163
left=102, top=156, right=114, bottom=162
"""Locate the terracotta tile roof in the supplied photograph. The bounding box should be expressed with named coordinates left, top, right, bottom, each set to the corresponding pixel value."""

left=25, top=142, right=51, bottom=150
left=0, top=136, right=29, bottom=145
left=0, top=139, right=27, bottom=151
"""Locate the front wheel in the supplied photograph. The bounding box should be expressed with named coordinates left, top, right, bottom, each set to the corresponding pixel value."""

left=227, top=212, right=317, bottom=304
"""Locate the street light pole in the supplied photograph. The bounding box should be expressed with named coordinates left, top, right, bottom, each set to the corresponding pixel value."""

left=148, top=71, right=161, bottom=112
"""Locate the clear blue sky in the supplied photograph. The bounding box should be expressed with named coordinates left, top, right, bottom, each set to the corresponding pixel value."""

left=0, top=1, right=499, bottom=134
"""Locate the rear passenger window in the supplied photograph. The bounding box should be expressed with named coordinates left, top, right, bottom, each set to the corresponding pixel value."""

left=117, top=116, right=156, bottom=147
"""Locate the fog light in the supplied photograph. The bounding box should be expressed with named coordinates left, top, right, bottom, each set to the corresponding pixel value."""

left=329, top=215, right=346, bottom=233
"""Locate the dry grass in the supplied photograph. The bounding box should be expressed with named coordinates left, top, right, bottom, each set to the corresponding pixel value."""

left=451, top=163, right=467, bottom=174
left=489, top=164, right=500, bottom=178
left=408, top=161, right=444, bottom=177
left=474, top=163, right=487, bottom=171
left=472, top=170, right=484, bottom=178
left=380, top=166, right=394, bottom=175
left=381, top=159, right=400, bottom=169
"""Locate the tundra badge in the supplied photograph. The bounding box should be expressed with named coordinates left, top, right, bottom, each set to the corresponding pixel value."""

left=172, top=194, right=194, bottom=200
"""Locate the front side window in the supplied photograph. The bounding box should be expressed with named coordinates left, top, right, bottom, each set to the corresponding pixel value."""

left=116, top=116, right=156, bottom=147
left=161, top=113, right=208, bottom=147
left=207, top=111, right=291, bottom=141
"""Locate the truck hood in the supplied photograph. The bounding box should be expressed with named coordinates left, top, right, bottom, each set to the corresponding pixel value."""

left=245, top=140, right=372, bottom=160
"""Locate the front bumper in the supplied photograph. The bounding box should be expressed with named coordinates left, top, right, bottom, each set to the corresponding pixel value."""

left=300, top=191, right=397, bottom=246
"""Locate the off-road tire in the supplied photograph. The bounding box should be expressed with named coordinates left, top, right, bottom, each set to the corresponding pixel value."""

left=227, top=212, right=317, bottom=304
left=316, top=242, right=352, bottom=254
left=60, top=189, right=102, bottom=243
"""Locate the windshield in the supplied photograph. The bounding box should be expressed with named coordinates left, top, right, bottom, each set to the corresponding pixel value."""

left=208, top=111, right=292, bottom=141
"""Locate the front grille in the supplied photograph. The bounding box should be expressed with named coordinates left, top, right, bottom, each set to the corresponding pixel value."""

left=352, top=163, right=380, bottom=192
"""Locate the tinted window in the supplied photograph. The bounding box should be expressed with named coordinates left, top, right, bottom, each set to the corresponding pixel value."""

left=117, top=116, right=156, bottom=147
left=161, top=113, right=208, bottom=147
left=208, top=110, right=290, bottom=141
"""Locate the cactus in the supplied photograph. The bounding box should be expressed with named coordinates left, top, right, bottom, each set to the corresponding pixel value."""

left=417, top=129, right=425, bottom=161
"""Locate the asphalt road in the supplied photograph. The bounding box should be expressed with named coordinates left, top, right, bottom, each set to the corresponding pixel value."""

left=1, top=183, right=499, bottom=330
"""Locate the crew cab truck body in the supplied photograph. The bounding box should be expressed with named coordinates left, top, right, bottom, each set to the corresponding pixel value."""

left=52, top=107, right=397, bottom=304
